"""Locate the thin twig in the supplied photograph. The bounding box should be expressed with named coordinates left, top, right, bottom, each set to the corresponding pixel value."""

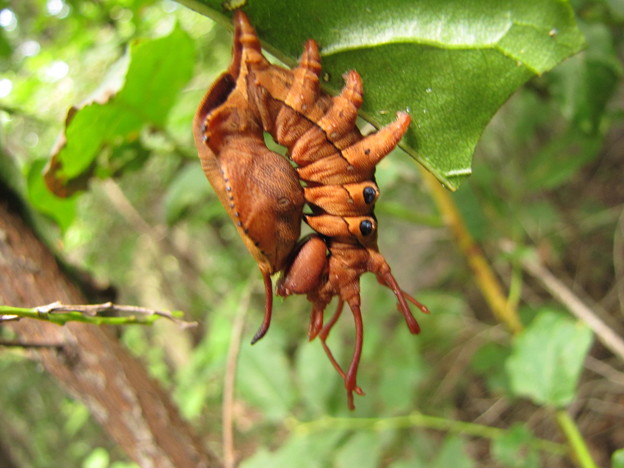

left=223, top=280, right=254, bottom=468
left=510, top=244, right=624, bottom=363
left=0, top=339, right=65, bottom=349
left=584, top=355, right=624, bottom=387
left=0, top=302, right=196, bottom=328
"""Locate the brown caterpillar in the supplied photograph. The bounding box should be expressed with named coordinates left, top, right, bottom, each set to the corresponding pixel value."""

left=193, top=11, right=428, bottom=409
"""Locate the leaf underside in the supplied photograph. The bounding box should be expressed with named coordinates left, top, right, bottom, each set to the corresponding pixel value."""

left=185, top=0, right=585, bottom=190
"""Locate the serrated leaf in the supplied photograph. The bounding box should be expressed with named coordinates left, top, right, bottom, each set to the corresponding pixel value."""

left=44, top=25, right=195, bottom=197
left=505, top=309, right=593, bottom=407
left=187, top=0, right=584, bottom=189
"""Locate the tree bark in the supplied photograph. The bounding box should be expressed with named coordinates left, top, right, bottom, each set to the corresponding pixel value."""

left=0, top=193, right=220, bottom=468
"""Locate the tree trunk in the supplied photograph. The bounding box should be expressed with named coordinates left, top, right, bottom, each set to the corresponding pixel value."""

left=0, top=192, right=220, bottom=468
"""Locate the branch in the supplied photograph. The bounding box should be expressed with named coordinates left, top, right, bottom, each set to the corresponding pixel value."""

left=292, top=412, right=568, bottom=456
left=0, top=301, right=197, bottom=328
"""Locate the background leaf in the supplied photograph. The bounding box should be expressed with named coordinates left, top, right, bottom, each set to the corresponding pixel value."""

left=295, top=340, right=343, bottom=415
left=236, top=330, right=296, bottom=422
left=431, top=435, right=474, bottom=468
left=27, top=158, right=77, bottom=231
left=505, top=309, right=594, bottom=407
left=163, top=163, right=212, bottom=225
left=44, top=24, right=195, bottom=195
left=613, top=448, right=624, bottom=468
left=334, top=431, right=383, bottom=468
left=240, top=429, right=346, bottom=468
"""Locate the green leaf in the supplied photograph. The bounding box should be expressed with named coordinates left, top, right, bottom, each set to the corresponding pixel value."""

left=186, top=0, right=584, bottom=189
left=375, top=322, right=426, bottom=412
left=44, top=24, right=195, bottom=196
left=82, top=447, right=110, bottom=468
left=470, top=342, right=511, bottom=395
left=505, top=309, right=593, bottom=407
left=432, top=435, right=474, bottom=468
left=335, top=432, right=383, bottom=468
left=612, top=448, right=624, bottom=468
left=237, top=333, right=296, bottom=421
left=294, top=340, right=341, bottom=414
left=240, top=429, right=345, bottom=468
left=0, top=28, right=11, bottom=62
left=163, top=163, right=212, bottom=225
left=524, top=21, right=622, bottom=190
left=524, top=126, right=603, bottom=190
left=491, top=423, right=540, bottom=468
left=548, top=21, right=622, bottom=134
left=26, top=158, right=77, bottom=231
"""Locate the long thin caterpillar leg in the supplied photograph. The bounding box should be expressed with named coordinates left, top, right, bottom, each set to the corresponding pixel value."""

left=314, top=300, right=365, bottom=398
left=317, top=299, right=344, bottom=341
left=308, top=307, right=324, bottom=341
left=316, top=300, right=345, bottom=373
left=401, top=289, right=430, bottom=315
left=344, top=301, right=365, bottom=410
left=251, top=271, right=273, bottom=344
left=377, top=271, right=421, bottom=334
left=318, top=338, right=365, bottom=398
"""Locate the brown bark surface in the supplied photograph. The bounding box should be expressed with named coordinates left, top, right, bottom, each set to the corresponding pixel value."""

left=0, top=196, right=220, bottom=468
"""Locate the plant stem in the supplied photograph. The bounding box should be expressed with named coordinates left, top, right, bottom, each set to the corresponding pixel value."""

left=555, top=410, right=599, bottom=468
left=420, top=169, right=523, bottom=334
left=291, top=412, right=567, bottom=456
left=222, top=280, right=254, bottom=468
left=0, top=302, right=192, bottom=327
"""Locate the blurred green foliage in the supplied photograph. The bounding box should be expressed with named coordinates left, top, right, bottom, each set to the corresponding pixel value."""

left=1, top=0, right=622, bottom=467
